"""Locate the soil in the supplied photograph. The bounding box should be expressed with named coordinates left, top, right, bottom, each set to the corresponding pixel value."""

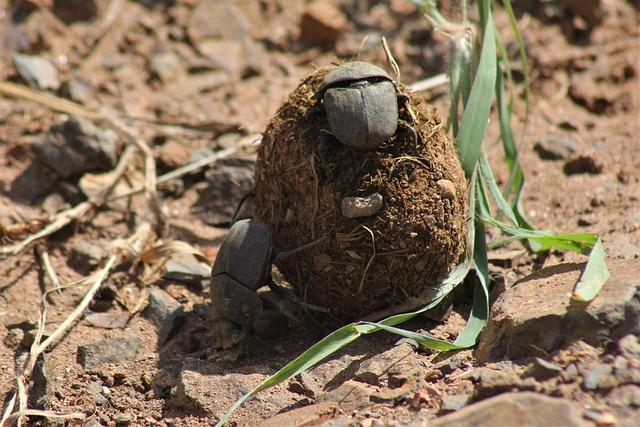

left=0, top=1, right=638, bottom=427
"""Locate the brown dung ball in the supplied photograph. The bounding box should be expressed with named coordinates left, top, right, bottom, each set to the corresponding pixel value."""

left=253, top=65, right=467, bottom=322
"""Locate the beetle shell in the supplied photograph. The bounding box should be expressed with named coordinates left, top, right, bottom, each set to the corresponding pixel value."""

left=324, top=80, right=399, bottom=150
left=317, top=61, right=392, bottom=97
left=210, top=274, right=263, bottom=326
left=211, top=218, right=272, bottom=291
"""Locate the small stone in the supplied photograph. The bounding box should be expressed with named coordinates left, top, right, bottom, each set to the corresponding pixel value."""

left=606, top=385, right=640, bottom=407
left=69, top=240, right=107, bottom=273
left=12, top=54, right=60, bottom=90
left=436, top=179, right=457, bottom=200
left=526, top=358, right=564, bottom=381
left=300, top=1, right=348, bottom=46
left=114, top=413, right=132, bottom=426
left=439, top=394, right=470, bottom=413
left=195, top=162, right=254, bottom=225
left=618, top=334, right=640, bottom=359
left=156, top=140, right=192, bottom=169
left=52, top=0, right=98, bottom=24
left=317, top=380, right=373, bottom=412
left=34, top=116, right=118, bottom=178
left=354, top=343, right=422, bottom=389
left=341, top=193, right=383, bottom=219
left=144, top=287, right=186, bottom=345
left=561, top=0, right=605, bottom=26
left=534, top=134, right=578, bottom=160
left=149, top=50, right=182, bottom=83
left=164, top=253, right=210, bottom=289
left=583, top=363, right=616, bottom=390
left=65, top=76, right=93, bottom=105
left=431, top=392, right=586, bottom=427
left=564, top=155, right=604, bottom=175
left=3, top=328, right=25, bottom=348
left=472, top=368, right=526, bottom=399
left=77, top=337, right=141, bottom=372
left=260, top=402, right=339, bottom=427
left=42, top=193, right=70, bottom=216
left=476, top=259, right=640, bottom=362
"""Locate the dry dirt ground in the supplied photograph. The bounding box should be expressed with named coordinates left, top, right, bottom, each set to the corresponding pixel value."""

left=0, top=1, right=639, bottom=426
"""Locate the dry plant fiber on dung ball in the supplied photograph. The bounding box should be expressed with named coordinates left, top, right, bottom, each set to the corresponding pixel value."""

left=253, top=64, right=467, bottom=322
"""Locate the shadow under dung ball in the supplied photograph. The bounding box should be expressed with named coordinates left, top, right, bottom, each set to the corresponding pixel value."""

left=253, top=64, right=467, bottom=322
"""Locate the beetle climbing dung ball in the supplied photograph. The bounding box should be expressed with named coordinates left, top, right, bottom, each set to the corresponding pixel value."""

left=253, top=62, right=468, bottom=322
left=317, top=61, right=399, bottom=150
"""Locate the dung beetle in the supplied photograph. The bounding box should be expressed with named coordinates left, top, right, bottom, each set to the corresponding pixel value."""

left=316, top=61, right=413, bottom=150
left=210, top=218, right=326, bottom=348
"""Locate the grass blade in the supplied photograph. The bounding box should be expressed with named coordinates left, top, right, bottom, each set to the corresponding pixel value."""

left=457, top=9, right=497, bottom=177
left=363, top=323, right=463, bottom=351
left=572, top=237, right=609, bottom=302
left=478, top=153, right=518, bottom=225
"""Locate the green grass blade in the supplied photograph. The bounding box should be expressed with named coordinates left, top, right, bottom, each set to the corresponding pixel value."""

left=363, top=323, right=463, bottom=351
left=572, top=237, right=609, bottom=302
left=457, top=9, right=497, bottom=177
left=478, top=153, right=518, bottom=225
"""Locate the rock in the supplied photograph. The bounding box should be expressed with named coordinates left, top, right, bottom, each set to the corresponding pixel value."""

left=618, top=334, right=640, bottom=359
left=31, top=353, right=53, bottom=408
left=149, top=50, right=182, bottom=83
left=353, top=343, right=421, bottom=388
left=317, top=380, right=374, bottom=412
left=52, top=0, right=98, bottom=24
left=258, top=402, right=339, bottom=427
left=42, top=193, right=70, bottom=216
left=431, top=392, right=586, bottom=427
left=472, top=367, right=533, bottom=399
left=439, top=394, right=470, bottom=413
left=288, top=354, right=359, bottom=399
left=195, top=162, right=254, bottom=225
left=476, top=259, right=640, bottom=362
left=34, top=116, right=118, bottom=178
left=144, top=287, right=186, bottom=345
left=114, top=413, right=132, bottom=426
left=164, top=253, right=210, bottom=289
left=4, top=328, right=25, bottom=348
left=84, top=312, right=129, bottom=329
left=169, top=358, right=291, bottom=417
left=583, top=363, right=616, bottom=390
left=65, top=76, right=94, bottom=105
left=525, top=358, right=564, bottom=381
left=564, top=155, right=604, bottom=175
left=436, top=179, right=457, bottom=200
left=12, top=54, right=60, bottom=90
left=69, top=239, right=108, bottom=273
left=77, top=337, right=141, bottom=372
left=341, top=193, right=384, bottom=219
left=300, top=1, right=348, bottom=46
left=606, top=385, right=640, bottom=407
left=156, top=140, right=192, bottom=169
left=534, top=135, right=578, bottom=160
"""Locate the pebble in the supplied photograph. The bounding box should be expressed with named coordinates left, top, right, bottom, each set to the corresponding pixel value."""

left=149, top=50, right=182, bottom=83
left=65, top=76, right=94, bottom=104
left=196, top=162, right=254, bottom=225
left=439, top=394, right=470, bottom=413
left=12, top=54, right=61, bottom=90
left=436, top=179, right=457, bottom=200
left=300, top=1, right=348, bottom=46
left=164, top=253, right=210, bottom=289
left=34, top=116, right=118, bottom=178
left=526, top=358, right=564, bottom=381
left=144, top=287, right=186, bottom=345
left=564, top=155, right=604, bottom=175
left=77, top=336, right=141, bottom=372
left=583, top=363, right=616, bottom=390
left=341, top=193, right=383, bottom=219
left=534, top=134, right=578, bottom=160
left=69, top=239, right=108, bottom=273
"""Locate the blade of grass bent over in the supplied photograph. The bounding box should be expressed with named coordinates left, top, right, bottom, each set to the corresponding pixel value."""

left=572, top=237, right=609, bottom=302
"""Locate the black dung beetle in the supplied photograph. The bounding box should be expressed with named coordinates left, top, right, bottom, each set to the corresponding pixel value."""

left=316, top=61, right=412, bottom=150
left=210, top=218, right=326, bottom=349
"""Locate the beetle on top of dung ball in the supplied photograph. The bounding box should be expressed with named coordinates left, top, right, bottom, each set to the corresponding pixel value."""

left=313, top=61, right=416, bottom=150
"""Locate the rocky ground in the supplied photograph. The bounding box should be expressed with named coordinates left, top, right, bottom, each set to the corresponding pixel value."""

left=0, top=0, right=639, bottom=426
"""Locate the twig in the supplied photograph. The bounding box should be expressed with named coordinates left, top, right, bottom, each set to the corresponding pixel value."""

left=88, top=0, right=125, bottom=48
left=357, top=226, right=376, bottom=294
left=382, top=37, right=401, bottom=82
left=409, top=73, right=449, bottom=92
left=36, top=245, right=62, bottom=298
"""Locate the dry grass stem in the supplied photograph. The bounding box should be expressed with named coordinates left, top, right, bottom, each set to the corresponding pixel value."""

left=36, top=245, right=62, bottom=297
left=409, top=73, right=449, bottom=92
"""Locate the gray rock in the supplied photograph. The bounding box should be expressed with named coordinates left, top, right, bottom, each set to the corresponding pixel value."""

left=472, top=368, right=533, bottom=399
left=69, top=239, right=108, bottom=273
left=13, top=54, right=60, bottom=90
left=476, top=259, right=640, bottom=362
left=317, top=380, right=373, bottom=412
left=149, top=50, right=182, bottom=83
left=439, top=394, right=470, bottom=413
left=288, top=354, right=359, bottom=398
left=606, top=385, right=640, bottom=407
left=534, top=134, right=578, bottom=160
left=65, top=76, right=93, bottom=104
left=341, top=193, right=383, bottom=219
left=164, top=253, right=210, bottom=289
left=526, top=358, right=564, bottom=381
left=77, top=337, right=141, bottom=372
left=618, top=334, right=640, bottom=359
left=34, top=116, right=118, bottom=178
left=583, top=363, right=616, bottom=390
left=353, top=343, right=421, bottom=388
left=144, top=287, right=185, bottom=345
left=431, top=392, right=587, bottom=427
left=114, top=413, right=132, bottom=426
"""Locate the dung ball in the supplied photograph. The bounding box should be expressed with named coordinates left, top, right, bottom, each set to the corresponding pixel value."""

left=253, top=64, right=468, bottom=322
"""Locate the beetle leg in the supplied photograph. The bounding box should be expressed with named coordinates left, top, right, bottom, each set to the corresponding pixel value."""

left=397, top=123, right=418, bottom=145
left=231, top=188, right=256, bottom=224
left=306, top=102, right=325, bottom=118
left=397, top=93, right=410, bottom=107
left=267, top=276, right=330, bottom=315
left=273, top=235, right=327, bottom=263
